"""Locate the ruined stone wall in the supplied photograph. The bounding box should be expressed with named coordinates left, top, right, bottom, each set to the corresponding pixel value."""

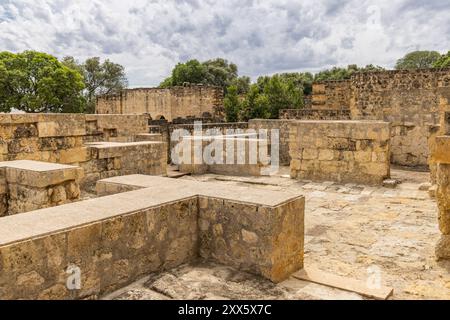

left=0, top=114, right=87, bottom=164
left=0, top=114, right=167, bottom=192
left=0, top=161, right=83, bottom=217
left=151, top=122, right=249, bottom=164
left=290, top=120, right=391, bottom=185
left=349, top=69, right=450, bottom=167
left=0, top=176, right=304, bottom=299
left=177, top=134, right=271, bottom=176
left=279, top=109, right=351, bottom=120
left=431, top=135, right=450, bottom=259
left=81, top=142, right=167, bottom=190
left=248, top=119, right=291, bottom=166
left=311, top=81, right=352, bottom=110
left=84, top=114, right=149, bottom=142
left=96, top=85, right=224, bottom=122
left=306, top=69, right=450, bottom=168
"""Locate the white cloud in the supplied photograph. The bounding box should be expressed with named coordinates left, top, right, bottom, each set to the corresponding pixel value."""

left=0, top=0, right=448, bottom=86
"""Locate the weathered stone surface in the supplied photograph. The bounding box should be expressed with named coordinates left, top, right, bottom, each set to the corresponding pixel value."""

left=0, top=176, right=304, bottom=299
left=82, top=141, right=167, bottom=191
left=436, top=235, right=450, bottom=260
left=96, top=84, right=224, bottom=121
left=248, top=119, right=292, bottom=166
left=0, top=160, right=82, bottom=216
left=178, top=135, right=271, bottom=176
left=97, top=175, right=305, bottom=283
left=436, top=164, right=450, bottom=235
left=290, top=120, right=391, bottom=185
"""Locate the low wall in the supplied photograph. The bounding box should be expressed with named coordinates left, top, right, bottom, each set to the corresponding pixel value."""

left=0, top=176, right=304, bottom=299
left=84, top=114, right=148, bottom=143
left=248, top=119, right=291, bottom=166
left=150, top=122, right=249, bottom=164
left=177, top=134, right=271, bottom=176
left=290, top=120, right=391, bottom=185
left=432, top=136, right=450, bottom=259
left=0, top=114, right=167, bottom=191
left=81, top=142, right=167, bottom=190
left=0, top=160, right=83, bottom=216
left=279, top=109, right=351, bottom=121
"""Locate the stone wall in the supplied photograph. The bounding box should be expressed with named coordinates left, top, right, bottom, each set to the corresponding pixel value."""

left=350, top=69, right=450, bottom=167
left=311, top=80, right=352, bottom=110
left=0, top=114, right=86, bottom=164
left=177, top=134, right=272, bottom=176
left=0, top=160, right=83, bottom=216
left=151, top=121, right=249, bottom=164
left=0, top=176, right=304, bottom=299
left=306, top=69, right=450, bottom=168
left=290, top=120, right=391, bottom=185
left=84, top=114, right=149, bottom=143
left=81, top=142, right=167, bottom=191
left=96, top=84, right=224, bottom=122
left=279, top=109, right=351, bottom=120
left=0, top=114, right=167, bottom=192
left=248, top=119, right=291, bottom=166
left=432, top=136, right=450, bottom=259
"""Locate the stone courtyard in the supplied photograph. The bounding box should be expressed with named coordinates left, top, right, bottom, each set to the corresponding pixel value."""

left=103, top=167, right=450, bottom=300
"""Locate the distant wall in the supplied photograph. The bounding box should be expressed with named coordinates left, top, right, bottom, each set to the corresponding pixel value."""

left=279, top=109, right=351, bottom=121
left=311, top=81, right=352, bottom=110
left=303, top=69, right=450, bottom=168
left=96, top=85, right=224, bottom=121
left=350, top=69, right=449, bottom=167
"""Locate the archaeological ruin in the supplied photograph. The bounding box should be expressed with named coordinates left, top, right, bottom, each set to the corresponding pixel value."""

left=96, top=84, right=224, bottom=122
left=0, top=68, right=450, bottom=300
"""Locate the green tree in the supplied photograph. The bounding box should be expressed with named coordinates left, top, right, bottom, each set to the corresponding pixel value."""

left=170, top=59, right=207, bottom=86
left=203, top=58, right=238, bottom=88
left=278, top=72, right=313, bottom=95
left=0, top=51, right=85, bottom=113
left=230, top=76, right=251, bottom=95
left=223, top=85, right=241, bottom=122
left=395, top=50, right=441, bottom=70
left=159, top=76, right=173, bottom=88
left=62, top=56, right=128, bottom=113
left=433, top=51, right=450, bottom=68
left=159, top=58, right=240, bottom=91
left=82, top=57, right=127, bottom=113
left=314, top=64, right=385, bottom=82
left=263, top=75, right=302, bottom=118
left=241, top=85, right=270, bottom=121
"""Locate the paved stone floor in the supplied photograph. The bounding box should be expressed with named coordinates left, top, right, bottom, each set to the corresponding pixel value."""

left=104, top=167, right=450, bottom=300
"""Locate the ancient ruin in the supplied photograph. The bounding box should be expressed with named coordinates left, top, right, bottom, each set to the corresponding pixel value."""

left=96, top=84, right=224, bottom=122
left=0, top=68, right=450, bottom=300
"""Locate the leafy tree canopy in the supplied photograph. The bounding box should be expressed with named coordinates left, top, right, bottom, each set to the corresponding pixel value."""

left=159, top=58, right=239, bottom=91
left=433, top=51, right=450, bottom=69
left=0, top=51, right=85, bottom=113
left=314, top=64, right=385, bottom=82
left=395, top=50, right=441, bottom=70
left=62, top=56, right=128, bottom=113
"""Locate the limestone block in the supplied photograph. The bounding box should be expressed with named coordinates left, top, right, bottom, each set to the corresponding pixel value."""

left=37, top=120, right=86, bottom=138
left=436, top=235, right=450, bottom=260
left=318, top=149, right=334, bottom=161
left=437, top=163, right=450, bottom=234
left=432, top=136, right=450, bottom=164
left=59, top=147, right=89, bottom=164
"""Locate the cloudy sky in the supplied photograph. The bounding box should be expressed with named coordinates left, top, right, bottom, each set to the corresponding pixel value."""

left=0, top=0, right=448, bottom=87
